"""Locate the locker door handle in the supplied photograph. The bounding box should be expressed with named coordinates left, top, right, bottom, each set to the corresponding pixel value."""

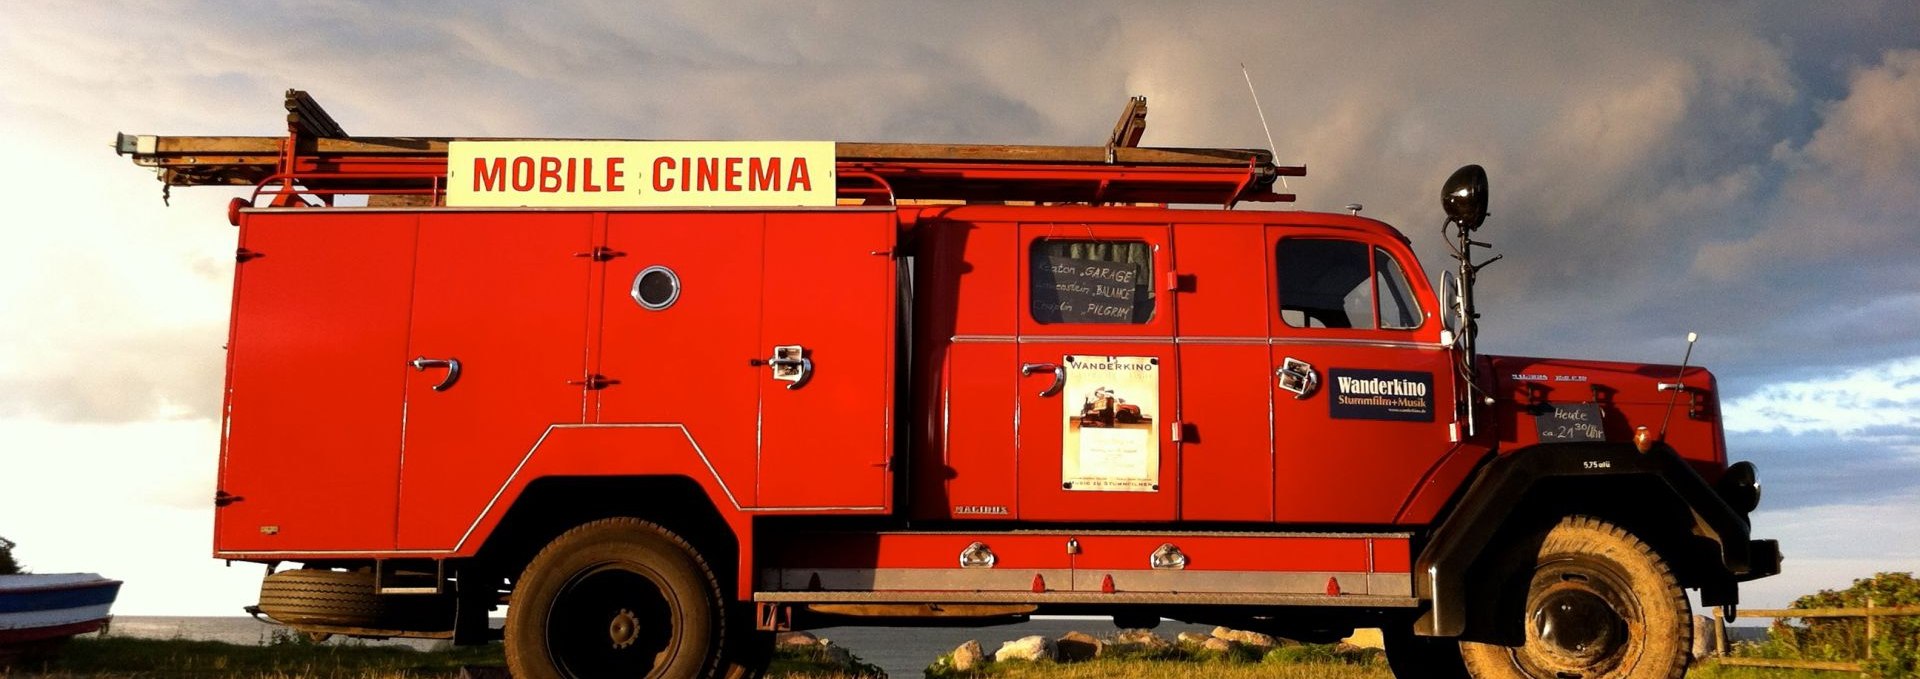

left=763, top=345, right=812, bottom=390
left=1021, top=362, right=1065, bottom=398
left=411, top=357, right=462, bottom=392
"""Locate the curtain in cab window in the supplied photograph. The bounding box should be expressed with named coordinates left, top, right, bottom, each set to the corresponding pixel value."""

left=1030, top=240, right=1155, bottom=324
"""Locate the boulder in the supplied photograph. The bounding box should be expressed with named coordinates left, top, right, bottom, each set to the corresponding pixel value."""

left=1201, top=637, right=1237, bottom=653
left=995, top=635, right=1058, bottom=663
left=774, top=631, right=820, bottom=647
left=1176, top=631, right=1212, bottom=646
left=1056, top=631, right=1104, bottom=661
left=1211, top=626, right=1278, bottom=648
left=951, top=639, right=987, bottom=671
left=819, top=640, right=854, bottom=667
left=1112, top=629, right=1172, bottom=651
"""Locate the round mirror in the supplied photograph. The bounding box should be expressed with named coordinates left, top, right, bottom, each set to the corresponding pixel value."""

left=1442, top=164, right=1489, bottom=230
left=1439, top=270, right=1461, bottom=338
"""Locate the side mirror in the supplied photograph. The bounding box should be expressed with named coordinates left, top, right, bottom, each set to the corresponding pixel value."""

left=1442, top=164, right=1489, bottom=231
left=1439, top=270, right=1461, bottom=342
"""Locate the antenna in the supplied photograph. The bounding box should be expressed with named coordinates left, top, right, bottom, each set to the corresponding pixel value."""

left=1240, top=63, right=1287, bottom=191
left=1656, top=332, right=1700, bottom=441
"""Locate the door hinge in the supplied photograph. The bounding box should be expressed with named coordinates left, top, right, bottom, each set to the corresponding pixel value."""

left=568, top=374, right=620, bottom=390
left=236, top=248, right=265, bottom=263
left=572, top=246, right=626, bottom=262
left=214, top=490, right=245, bottom=507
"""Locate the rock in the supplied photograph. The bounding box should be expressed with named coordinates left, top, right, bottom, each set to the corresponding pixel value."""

left=1212, top=626, right=1278, bottom=648
left=821, top=641, right=854, bottom=667
left=995, top=635, right=1058, bottom=663
left=1113, top=629, right=1172, bottom=651
left=1056, top=631, right=1104, bottom=661
left=775, top=631, right=820, bottom=647
left=1201, top=637, right=1237, bottom=653
left=1177, top=631, right=1212, bottom=646
left=1342, top=627, right=1385, bottom=649
left=952, top=639, right=987, bottom=671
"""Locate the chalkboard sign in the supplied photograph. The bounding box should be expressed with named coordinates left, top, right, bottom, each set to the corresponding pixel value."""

left=1534, top=403, right=1605, bottom=442
left=1031, top=255, right=1148, bottom=324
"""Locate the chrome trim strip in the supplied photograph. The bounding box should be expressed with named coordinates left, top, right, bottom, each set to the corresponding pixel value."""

left=1368, top=573, right=1414, bottom=596
left=754, top=590, right=1421, bottom=608
left=1268, top=337, right=1448, bottom=350
left=816, top=529, right=1414, bottom=539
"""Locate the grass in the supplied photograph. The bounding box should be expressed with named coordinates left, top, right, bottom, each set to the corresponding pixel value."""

left=3, top=637, right=1840, bottom=679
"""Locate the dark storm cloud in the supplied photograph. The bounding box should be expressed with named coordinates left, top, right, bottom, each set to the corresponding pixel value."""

left=1730, top=430, right=1920, bottom=511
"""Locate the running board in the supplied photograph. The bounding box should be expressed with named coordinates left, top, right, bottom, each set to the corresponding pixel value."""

left=753, top=591, right=1420, bottom=608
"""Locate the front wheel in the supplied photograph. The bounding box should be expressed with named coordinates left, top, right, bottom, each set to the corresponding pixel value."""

left=1460, top=516, right=1692, bottom=679
left=505, top=518, right=765, bottom=679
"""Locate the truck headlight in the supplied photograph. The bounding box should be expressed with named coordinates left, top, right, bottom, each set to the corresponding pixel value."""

left=1716, top=461, right=1762, bottom=514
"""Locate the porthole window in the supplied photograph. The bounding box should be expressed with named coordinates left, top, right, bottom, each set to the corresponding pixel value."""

left=630, top=266, right=681, bottom=311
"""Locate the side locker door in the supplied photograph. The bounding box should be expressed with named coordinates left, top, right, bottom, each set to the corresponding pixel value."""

left=596, top=213, right=765, bottom=506
left=755, top=212, right=896, bottom=509
left=1171, top=223, right=1275, bottom=522
left=1266, top=228, right=1455, bottom=524
left=1015, top=224, right=1177, bottom=522
left=396, top=213, right=594, bottom=549
left=219, top=212, right=416, bottom=553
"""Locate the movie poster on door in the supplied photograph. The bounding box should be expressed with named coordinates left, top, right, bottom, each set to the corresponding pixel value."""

left=1061, top=355, right=1160, bottom=492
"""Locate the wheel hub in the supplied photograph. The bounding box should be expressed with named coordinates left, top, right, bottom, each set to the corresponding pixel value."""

left=1532, top=589, right=1623, bottom=660
left=608, top=608, right=641, bottom=650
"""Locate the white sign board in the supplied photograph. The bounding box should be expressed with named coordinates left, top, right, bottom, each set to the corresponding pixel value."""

left=1060, top=355, right=1161, bottom=492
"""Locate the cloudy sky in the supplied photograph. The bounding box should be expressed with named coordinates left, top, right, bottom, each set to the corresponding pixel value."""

left=1, top=2, right=1916, bottom=616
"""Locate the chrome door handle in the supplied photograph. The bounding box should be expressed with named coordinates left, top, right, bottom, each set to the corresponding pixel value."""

left=1276, top=357, right=1318, bottom=399
left=1021, top=362, right=1065, bottom=397
left=765, top=345, right=812, bottom=390
left=411, top=356, right=462, bottom=392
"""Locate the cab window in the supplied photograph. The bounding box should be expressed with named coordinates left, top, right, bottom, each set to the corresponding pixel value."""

left=1030, top=239, right=1155, bottom=324
left=1277, top=239, right=1421, bottom=330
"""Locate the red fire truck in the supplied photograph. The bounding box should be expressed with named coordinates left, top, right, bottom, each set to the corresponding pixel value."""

left=120, top=92, right=1776, bottom=679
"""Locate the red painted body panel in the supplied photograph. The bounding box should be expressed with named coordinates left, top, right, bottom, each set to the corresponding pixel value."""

left=910, top=219, right=1019, bottom=521
left=396, top=213, right=594, bottom=549
left=218, top=212, right=416, bottom=553
left=755, top=213, right=897, bottom=508
left=598, top=213, right=765, bottom=505
left=1170, top=221, right=1275, bottom=522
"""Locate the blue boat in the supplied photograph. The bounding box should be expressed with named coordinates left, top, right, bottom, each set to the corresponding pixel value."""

left=0, top=537, right=121, bottom=662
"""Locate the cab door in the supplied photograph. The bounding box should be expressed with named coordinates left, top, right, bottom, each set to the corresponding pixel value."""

left=1015, top=224, right=1178, bottom=522
left=1266, top=229, right=1455, bottom=524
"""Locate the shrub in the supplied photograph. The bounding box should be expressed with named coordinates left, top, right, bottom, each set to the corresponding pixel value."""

left=1751, top=572, right=1920, bottom=677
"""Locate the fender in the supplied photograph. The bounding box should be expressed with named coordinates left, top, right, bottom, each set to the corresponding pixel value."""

left=1412, top=441, right=1771, bottom=637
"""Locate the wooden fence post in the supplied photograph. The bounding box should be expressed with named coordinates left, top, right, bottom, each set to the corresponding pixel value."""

left=1715, top=606, right=1728, bottom=657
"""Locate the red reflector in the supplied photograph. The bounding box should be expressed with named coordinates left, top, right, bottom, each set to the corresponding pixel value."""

left=1101, top=574, right=1116, bottom=594
left=1031, top=574, right=1046, bottom=593
left=1326, top=576, right=1341, bottom=596
left=227, top=197, right=248, bottom=226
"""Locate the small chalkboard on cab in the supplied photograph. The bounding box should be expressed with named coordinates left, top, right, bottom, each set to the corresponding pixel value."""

left=1534, top=403, right=1605, bottom=442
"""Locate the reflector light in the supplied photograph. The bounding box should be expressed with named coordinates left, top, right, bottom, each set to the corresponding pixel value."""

left=1101, top=574, right=1116, bottom=594
left=1326, top=576, right=1342, bottom=596
left=1031, top=574, right=1046, bottom=593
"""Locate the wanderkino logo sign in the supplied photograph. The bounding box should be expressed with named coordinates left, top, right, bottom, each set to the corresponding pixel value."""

left=445, top=140, right=836, bottom=208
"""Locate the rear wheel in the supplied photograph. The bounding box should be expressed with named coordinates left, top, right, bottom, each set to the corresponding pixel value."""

left=1460, top=516, right=1691, bottom=679
left=505, top=517, right=767, bottom=679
